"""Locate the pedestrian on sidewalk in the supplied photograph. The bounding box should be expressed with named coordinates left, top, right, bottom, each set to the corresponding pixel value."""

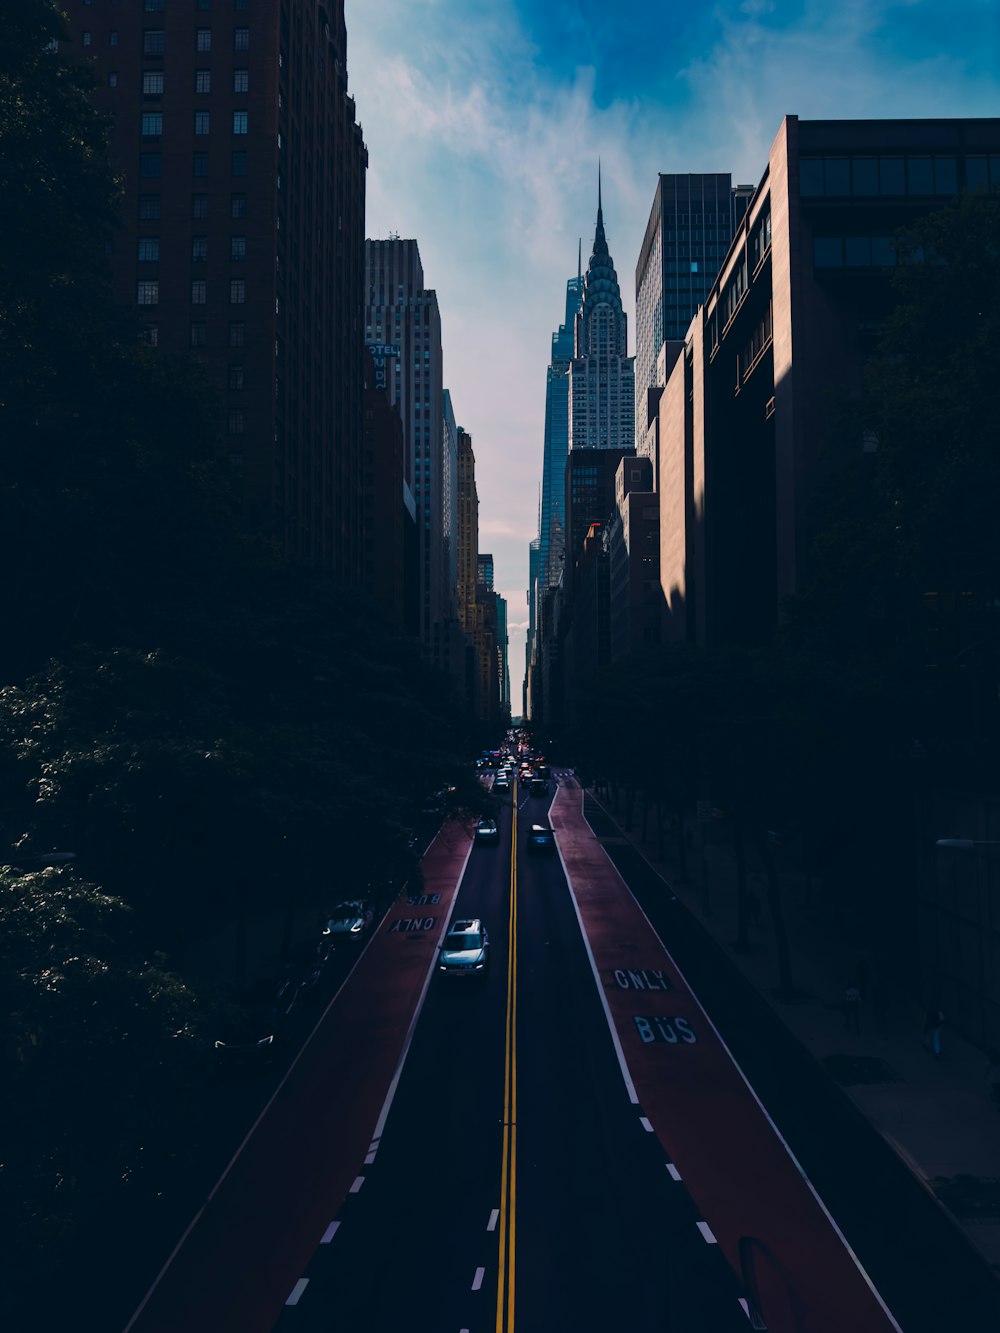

left=842, top=983, right=862, bottom=1034
left=985, top=1048, right=1000, bottom=1109
left=922, top=1003, right=945, bottom=1058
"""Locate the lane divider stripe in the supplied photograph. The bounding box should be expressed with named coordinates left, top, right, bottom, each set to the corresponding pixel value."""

left=285, top=1279, right=309, bottom=1306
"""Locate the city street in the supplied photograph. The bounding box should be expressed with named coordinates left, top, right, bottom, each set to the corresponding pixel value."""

left=116, top=770, right=1000, bottom=1332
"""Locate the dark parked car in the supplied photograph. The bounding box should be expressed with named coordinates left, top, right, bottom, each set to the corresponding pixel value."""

left=214, top=976, right=302, bottom=1070
left=527, top=823, right=556, bottom=853
left=323, top=900, right=374, bottom=942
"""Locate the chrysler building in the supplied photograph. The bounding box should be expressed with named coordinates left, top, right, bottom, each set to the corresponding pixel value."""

left=569, top=175, right=635, bottom=452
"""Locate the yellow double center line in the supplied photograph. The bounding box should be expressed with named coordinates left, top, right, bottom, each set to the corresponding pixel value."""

left=496, top=782, right=518, bottom=1332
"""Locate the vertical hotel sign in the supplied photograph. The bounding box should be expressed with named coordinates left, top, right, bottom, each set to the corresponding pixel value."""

left=367, top=342, right=399, bottom=390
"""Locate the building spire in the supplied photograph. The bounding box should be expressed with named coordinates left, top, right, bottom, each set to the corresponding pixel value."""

left=577, top=236, right=582, bottom=286
left=598, top=159, right=602, bottom=220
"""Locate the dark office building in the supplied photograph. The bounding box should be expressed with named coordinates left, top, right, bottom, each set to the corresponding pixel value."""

left=659, top=115, right=1000, bottom=651
left=65, top=0, right=368, bottom=577
left=564, top=446, right=635, bottom=597
left=635, top=174, right=753, bottom=456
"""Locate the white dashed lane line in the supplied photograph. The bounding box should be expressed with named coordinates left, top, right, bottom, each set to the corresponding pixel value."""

left=639, top=1116, right=654, bottom=1132
left=696, top=1220, right=718, bottom=1244
left=285, top=1279, right=309, bottom=1306
left=666, top=1163, right=682, bottom=1181
left=487, top=1208, right=499, bottom=1231
left=320, top=1220, right=340, bottom=1244
left=471, top=1267, right=485, bottom=1291
left=349, top=1176, right=365, bottom=1194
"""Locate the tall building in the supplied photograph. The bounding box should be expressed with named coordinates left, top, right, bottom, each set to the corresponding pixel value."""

left=635, top=175, right=754, bottom=457
left=441, top=389, right=459, bottom=619
left=568, top=178, right=635, bottom=453
left=658, top=115, right=1000, bottom=651
left=362, top=349, right=405, bottom=629
left=539, top=266, right=585, bottom=591
left=67, top=0, right=368, bottom=575
left=364, top=238, right=444, bottom=646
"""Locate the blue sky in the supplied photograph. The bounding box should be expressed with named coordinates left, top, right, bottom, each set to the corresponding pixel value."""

left=347, top=0, right=1000, bottom=703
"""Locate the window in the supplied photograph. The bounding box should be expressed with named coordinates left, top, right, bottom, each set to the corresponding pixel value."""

left=230, top=279, right=246, bottom=304
left=108, top=72, right=118, bottom=87
left=229, top=322, right=245, bottom=346
left=192, top=193, right=208, bottom=218
left=142, top=326, right=159, bottom=347
left=871, top=236, right=896, bottom=267
left=194, top=110, right=210, bottom=134
left=230, top=235, right=246, bottom=260
left=143, top=30, right=165, bottom=55
left=190, top=323, right=207, bottom=347
left=137, top=281, right=159, bottom=305
left=140, top=152, right=161, bottom=177
left=233, top=68, right=249, bottom=92
left=196, top=28, right=212, bottom=51
left=907, top=157, right=933, bottom=195
left=142, top=71, right=164, bottom=95
left=228, top=410, right=244, bottom=435
left=138, top=194, right=160, bottom=219
left=966, top=157, right=989, bottom=192
left=141, top=111, right=162, bottom=136
left=197, top=0, right=212, bottom=9
left=813, top=237, right=843, bottom=268
left=231, top=151, right=247, bottom=176
left=852, top=157, right=878, bottom=196
left=232, top=110, right=248, bottom=135
left=193, top=151, right=208, bottom=177
left=82, top=32, right=92, bottom=47
left=195, top=69, right=211, bottom=93
left=844, top=236, right=871, bottom=267
left=109, top=31, right=119, bottom=47
left=192, top=236, right=208, bottom=261
left=191, top=280, right=207, bottom=304
left=234, top=0, right=247, bottom=9
left=933, top=156, right=957, bottom=195
left=879, top=157, right=905, bottom=195
left=231, top=192, right=247, bottom=217
left=234, top=27, right=250, bottom=50
left=144, top=0, right=165, bottom=9
left=137, top=237, right=159, bottom=261
left=228, top=365, right=244, bottom=390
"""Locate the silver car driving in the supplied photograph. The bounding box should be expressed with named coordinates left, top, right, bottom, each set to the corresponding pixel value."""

left=438, top=918, right=490, bottom=978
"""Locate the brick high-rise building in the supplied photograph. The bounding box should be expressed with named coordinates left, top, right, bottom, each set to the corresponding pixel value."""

left=66, top=0, right=368, bottom=576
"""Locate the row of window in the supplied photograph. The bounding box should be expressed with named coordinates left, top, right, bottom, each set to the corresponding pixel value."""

left=138, top=236, right=246, bottom=261
left=135, top=0, right=250, bottom=9
left=137, top=279, right=248, bottom=303
left=142, top=109, right=248, bottom=135
left=142, top=69, right=249, bottom=94
left=144, top=321, right=249, bottom=348
left=139, top=150, right=250, bottom=175
left=138, top=192, right=246, bottom=218
left=141, top=27, right=250, bottom=54
left=813, top=235, right=901, bottom=269
left=800, top=153, right=973, bottom=199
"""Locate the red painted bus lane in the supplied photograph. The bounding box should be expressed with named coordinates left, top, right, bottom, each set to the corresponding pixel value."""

left=550, top=784, right=900, bottom=1333
left=124, top=819, right=473, bottom=1333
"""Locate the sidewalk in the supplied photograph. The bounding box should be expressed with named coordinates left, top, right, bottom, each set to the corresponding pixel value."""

left=585, top=787, right=1000, bottom=1274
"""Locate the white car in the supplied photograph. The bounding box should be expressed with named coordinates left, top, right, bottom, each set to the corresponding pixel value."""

left=438, top=919, right=490, bottom=978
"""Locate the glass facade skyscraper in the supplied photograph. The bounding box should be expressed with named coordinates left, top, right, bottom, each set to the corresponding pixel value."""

left=635, top=175, right=750, bottom=445
left=538, top=271, right=585, bottom=591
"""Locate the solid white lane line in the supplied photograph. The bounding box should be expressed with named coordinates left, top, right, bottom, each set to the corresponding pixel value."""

left=487, top=1208, right=499, bottom=1231
left=738, top=1297, right=750, bottom=1318
left=364, top=1151, right=377, bottom=1164
left=554, top=793, right=639, bottom=1106
left=472, top=1267, right=485, bottom=1291
left=666, top=1163, right=682, bottom=1181
left=285, top=1279, right=309, bottom=1306
left=639, top=1116, right=653, bottom=1132
left=320, top=1220, right=340, bottom=1244
left=697, top=1221, right=717, bottom=1244
left=349, top=1176, right=364, bottom=1194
